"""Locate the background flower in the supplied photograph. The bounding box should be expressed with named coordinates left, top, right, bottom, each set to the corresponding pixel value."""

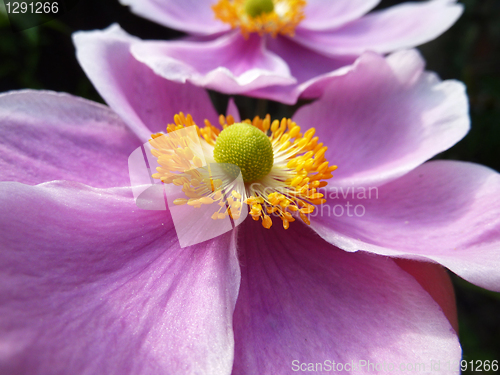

left=115, top=0, right=463, bottom=103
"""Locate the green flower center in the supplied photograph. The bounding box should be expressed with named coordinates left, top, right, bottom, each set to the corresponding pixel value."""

left=244, top=0, right=274, bottom=17
left=213, top=123, right=274, bottom=183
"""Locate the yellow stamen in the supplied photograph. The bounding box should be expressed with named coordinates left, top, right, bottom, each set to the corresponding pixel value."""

left=212, top=0, right=306, bottom=38
left=235, top=114, right=335, bottom=230
left=148, top=111, right=336, bottom=230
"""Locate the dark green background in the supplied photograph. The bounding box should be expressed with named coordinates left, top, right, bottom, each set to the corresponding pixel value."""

left=0, top=0, right=498, bottom=372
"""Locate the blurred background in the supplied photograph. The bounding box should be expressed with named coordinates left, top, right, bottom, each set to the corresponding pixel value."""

left=0, top=0, right=499, bottom=371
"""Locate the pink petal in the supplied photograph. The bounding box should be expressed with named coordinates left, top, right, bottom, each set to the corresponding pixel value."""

left=0, top=181, right=240, bottom=374
left=298, top=48, right=426, bottom=101
left=395, top=259, right=458, bottom=333
left=73, top=24, right=219, bottom=143
left=293, top=50, right=469, bottom=188
left=266, top=35, right=352, bottom=87
left=311, top=160, right=500, bottom=292
left=294, top=0, right=463, bottom=56
left=0, top=90, right=140, bottom=187
left=131, top=32, right=296, bottom=96
left=300, top=0, right=380, bottom=31
left=232, top=220, right=460, bottom=374
left=119, top=0, right=229, bottom=35
left=226, top=98, right=241, bottom=123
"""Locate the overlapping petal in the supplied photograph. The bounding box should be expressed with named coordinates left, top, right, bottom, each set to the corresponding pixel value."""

left=131, top=32, right=296, bottom=96
left=311, top=161, right=500, bottom=292
left=119, top=0, right=229, bottom=35
left=266, top=35, right=353, bottom=92
left=0, top=181, right=240, bottom=375
left=293, top=50, right=469, bottom=188
left=293, top=0, right=463, bottom=56
left=0, top=90, right=139, bottom=187
left=73, top=24, right=219, bottom=142
left=395, top=259, right=458, bottom=332
left=232, top=220, right=460, bottom=374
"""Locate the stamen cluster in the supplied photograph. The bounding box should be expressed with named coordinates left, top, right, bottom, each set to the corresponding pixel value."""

left=212, top=0, right=306, bottom=37
left=150, top=114, right=245, bottom=222
left=149, top=111, right=337, bottom=230
left=241, top=115, right=337, bottom=229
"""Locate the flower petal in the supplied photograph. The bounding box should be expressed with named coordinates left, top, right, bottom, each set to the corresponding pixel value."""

left=293, top=50, right=469, bottom=188
left=226, top=98, right=241, bottom=123
left=257, top=35, right=358, bottom=103
left=119, top=0, right=229, bottom=35
left=300, top=0, right=380, bottom=31
left=266, top=35, right=353, bottom=88
left=395, top=259, right=458, bottom=333
left=0, top=90, right=140, bottom=187
left=73, top=24, right=219, bottom=143
left=293, top=0, right=463, bottom=56
left=232, top=220, right=460, bottom=374
left=130, top=32, right=296, bottom=96
left=0, top=181, right=240, bottom=375
left=311, top=160, right=500, bottom=292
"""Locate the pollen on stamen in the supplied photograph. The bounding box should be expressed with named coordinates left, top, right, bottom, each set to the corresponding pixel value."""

left=212, top=0, right=307, bottom=38
left=149, top=113, right=246, bottom=222
left=148, top=111, right=337, bottom=231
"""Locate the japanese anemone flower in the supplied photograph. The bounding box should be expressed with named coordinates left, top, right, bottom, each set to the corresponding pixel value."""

left=113, top=0, right=464, bottom=103
left=1, top=32, right=499, bottom=375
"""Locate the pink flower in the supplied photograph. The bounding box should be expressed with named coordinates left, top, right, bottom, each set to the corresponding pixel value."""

left=109, top=0, right=464, bottom=103
left=1, top=43, right=499, bottom=374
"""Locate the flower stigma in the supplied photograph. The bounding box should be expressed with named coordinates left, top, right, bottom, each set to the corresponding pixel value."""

left=212, top=0, right=307, bottom=37
left=149, top=112, right=337, bottom=230
left=213, top=123, right=274, bottom=183
left=244, top=0, right=274, bottom=17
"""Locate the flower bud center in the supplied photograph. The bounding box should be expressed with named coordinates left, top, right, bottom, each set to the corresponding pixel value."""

left=244, top=0, right=274, bottom=17
left=213, top=123, right=274, bottom=183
